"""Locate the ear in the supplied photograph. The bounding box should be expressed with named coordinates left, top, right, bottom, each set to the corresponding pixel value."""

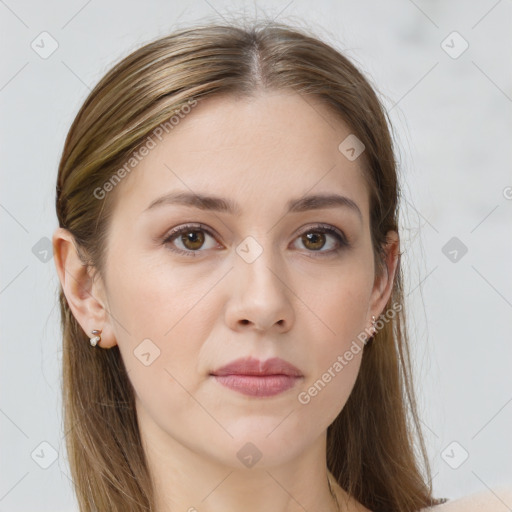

left=368, top=230, right=400, bottom=324
left=52, top=227, right=117, bottom=349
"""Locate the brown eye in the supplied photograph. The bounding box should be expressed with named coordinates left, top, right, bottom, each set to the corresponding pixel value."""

left=163, top=223, right=348, bottom=258
left=163, top=224, right=220, bottom=257
left=301, top=232, right=327, bottom=251
left=179, top=230, right=205, bottom=251
left=294, top=225, right=348, bottom=257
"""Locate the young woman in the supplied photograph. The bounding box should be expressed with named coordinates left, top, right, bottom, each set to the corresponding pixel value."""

left=52, top=20, right=506, bottom=512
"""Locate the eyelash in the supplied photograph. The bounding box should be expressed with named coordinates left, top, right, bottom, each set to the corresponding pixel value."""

left=162, top=223, right=349, bottom=258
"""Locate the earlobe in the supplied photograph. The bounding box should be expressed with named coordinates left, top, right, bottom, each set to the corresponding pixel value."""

left=52, top=227, right=117, bottom=349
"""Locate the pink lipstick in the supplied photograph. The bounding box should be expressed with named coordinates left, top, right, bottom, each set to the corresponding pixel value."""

left=211, top=357, right=303, bottom=397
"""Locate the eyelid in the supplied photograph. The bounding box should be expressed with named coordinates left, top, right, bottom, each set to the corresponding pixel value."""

left=297, top=223, right=348, bottom=244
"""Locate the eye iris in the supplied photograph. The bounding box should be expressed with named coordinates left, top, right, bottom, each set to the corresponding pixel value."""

left=181, top=230, right=205, bottom=250
left=302, top=232, right=326, bottom=251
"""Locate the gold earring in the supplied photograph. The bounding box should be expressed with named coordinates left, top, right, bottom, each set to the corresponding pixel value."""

left=90, top=329, right=102, bottom=347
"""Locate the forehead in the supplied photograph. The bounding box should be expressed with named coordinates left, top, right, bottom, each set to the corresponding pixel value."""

left=112, top=90, right=371, bottom=220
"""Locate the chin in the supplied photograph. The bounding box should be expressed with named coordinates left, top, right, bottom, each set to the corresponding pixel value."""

left=210, top=421, right=316, bottom=469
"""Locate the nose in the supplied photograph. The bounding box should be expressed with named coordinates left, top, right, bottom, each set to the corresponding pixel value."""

left=224, top=247, right=295, bottom=334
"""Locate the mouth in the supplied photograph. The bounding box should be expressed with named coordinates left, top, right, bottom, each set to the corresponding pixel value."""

left=210, top=357, right=303, bottom=397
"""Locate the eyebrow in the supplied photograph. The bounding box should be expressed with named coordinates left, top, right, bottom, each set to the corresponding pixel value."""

left=144, top=191, right=363, bottom=222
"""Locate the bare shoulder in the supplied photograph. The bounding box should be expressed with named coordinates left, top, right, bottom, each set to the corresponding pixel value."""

left=420, top=486, right=512, bottom=512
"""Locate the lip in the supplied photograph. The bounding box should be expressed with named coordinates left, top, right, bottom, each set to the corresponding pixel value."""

left=210, top=357, right=303, bottom=397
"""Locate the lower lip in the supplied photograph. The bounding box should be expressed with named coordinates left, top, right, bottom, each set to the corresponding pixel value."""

left=212, top=375, right=300, bottom=397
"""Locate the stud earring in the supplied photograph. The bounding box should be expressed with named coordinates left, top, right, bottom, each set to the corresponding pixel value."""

left=90, top=329, right=102, bottom=347
left=371, top=315, right=377, bottom=336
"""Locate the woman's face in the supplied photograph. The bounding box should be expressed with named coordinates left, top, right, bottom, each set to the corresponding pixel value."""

left=97, top=91, right=393, bottom=469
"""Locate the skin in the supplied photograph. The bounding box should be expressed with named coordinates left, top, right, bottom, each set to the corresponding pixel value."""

left=54, top=90, right=399, bottom=512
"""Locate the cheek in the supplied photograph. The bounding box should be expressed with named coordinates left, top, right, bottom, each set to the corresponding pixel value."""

left=104, top=253, right=216, bottom=410
left=301, top=262, right=374, bottom=345
left=106, top=249, right=218, bottom=345
left=292, top=263, right=372, bottom=415
left=298, top=351, right=362, bottom=415
left=295, top=318, right=364, bottom=428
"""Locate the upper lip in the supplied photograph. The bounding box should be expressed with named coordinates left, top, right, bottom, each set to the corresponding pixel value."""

left=211, top=357, right=303, bottom=377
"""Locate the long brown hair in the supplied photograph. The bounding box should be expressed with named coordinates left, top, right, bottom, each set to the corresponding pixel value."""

left=56, top=19, right=445, bottom=511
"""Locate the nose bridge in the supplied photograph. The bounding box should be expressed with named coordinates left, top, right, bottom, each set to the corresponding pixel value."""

left=236, top=233, right=284, bottom=296
left=227, top=233, right=293, bottom=331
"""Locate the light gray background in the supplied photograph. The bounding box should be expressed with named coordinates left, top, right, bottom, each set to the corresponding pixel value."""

left=1, top=1, right=511, bottom=510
